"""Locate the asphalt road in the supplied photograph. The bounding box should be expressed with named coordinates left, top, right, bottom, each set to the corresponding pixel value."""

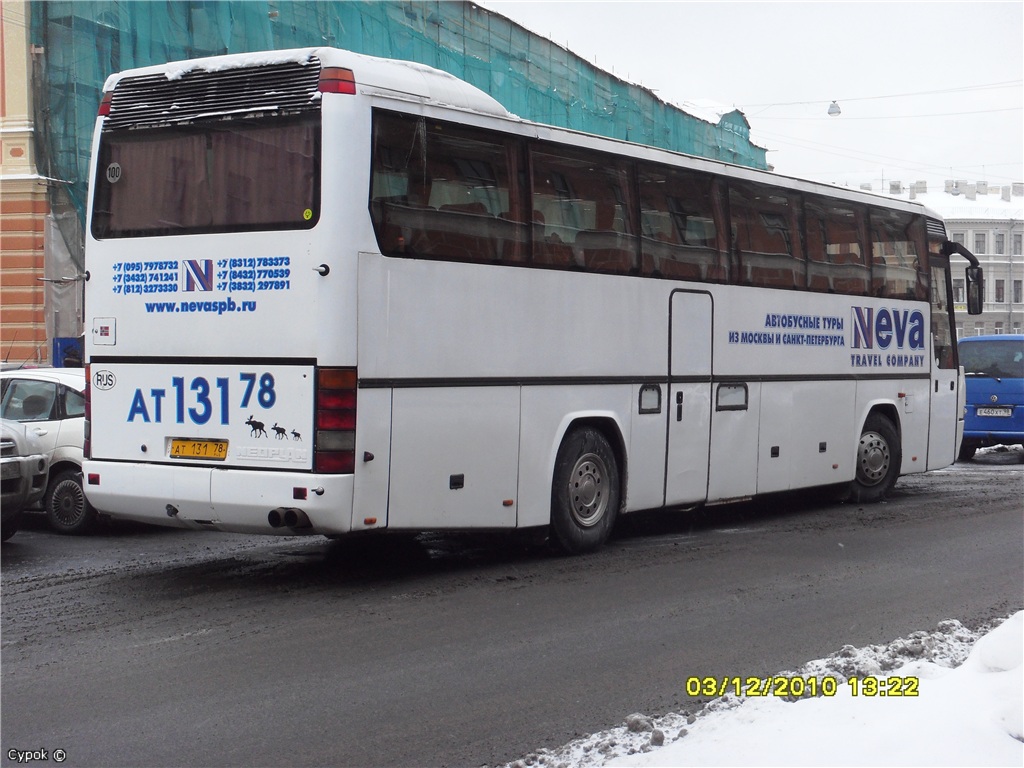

left=2, top=451, right=1022, bottom=768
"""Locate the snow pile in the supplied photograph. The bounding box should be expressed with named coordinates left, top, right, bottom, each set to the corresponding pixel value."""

left=506, top=612, right=1023, bottom=767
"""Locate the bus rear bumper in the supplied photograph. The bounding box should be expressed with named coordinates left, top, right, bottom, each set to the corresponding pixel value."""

left=83, top=460, right=356, bottom=535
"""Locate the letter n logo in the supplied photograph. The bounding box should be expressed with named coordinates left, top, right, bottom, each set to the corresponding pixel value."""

left=851, top=307, right=873, bottom=349
left=182, top=259, right=213, bottom=292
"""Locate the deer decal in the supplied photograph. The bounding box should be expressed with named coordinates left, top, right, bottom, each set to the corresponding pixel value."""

left=245, top=415, right=267, bottom=438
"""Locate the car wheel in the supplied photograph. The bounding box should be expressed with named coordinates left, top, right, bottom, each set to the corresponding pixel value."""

left=848, top=414, right=901, bottom=503
left=45, top=470, right=96, bottom=535
left=550, top=426, right=620, bottom=554
left=957, top=442, right=977, bottom=462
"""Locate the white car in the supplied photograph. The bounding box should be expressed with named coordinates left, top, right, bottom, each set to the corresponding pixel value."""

left=0, top=368, right=95, bottom=534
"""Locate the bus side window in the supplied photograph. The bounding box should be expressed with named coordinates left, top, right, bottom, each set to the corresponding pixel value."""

left=729, top=182, right=804, bottom=289
left=805, top=197, right=870, bottom=296
left=530, top=162, right=579, bottom=267
left=530, top=147, right=637, bottom=274
left=369, top=112, right=527, bottom=264
left=370, top=113, right=425, bottom=255
left=870, top=210, right=928, bottom=301
left=421, top=135, right=505, bottom=262
left=638, top=164, right=725, bottom=282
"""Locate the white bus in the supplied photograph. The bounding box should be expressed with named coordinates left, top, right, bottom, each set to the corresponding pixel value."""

left=83, top=47, right=983, bottom=552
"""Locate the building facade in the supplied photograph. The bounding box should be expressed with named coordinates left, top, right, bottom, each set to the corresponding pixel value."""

left=909, top=182, right=1023, bottom=338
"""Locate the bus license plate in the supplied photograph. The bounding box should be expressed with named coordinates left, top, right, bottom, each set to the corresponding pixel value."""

left=169, top=438, right=228, bottom=460
left=976, top=407, right=1012, bottom=417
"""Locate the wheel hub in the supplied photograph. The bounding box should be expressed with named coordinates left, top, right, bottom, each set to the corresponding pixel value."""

left=569, top=454, right=607, bottom=527
left=857, top=431, right=890, bottom=485
left=53, top=481, right=85, bottom=526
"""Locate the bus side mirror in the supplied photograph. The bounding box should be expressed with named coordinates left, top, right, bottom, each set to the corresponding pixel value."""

left=965, top=266, right=984, bottom=315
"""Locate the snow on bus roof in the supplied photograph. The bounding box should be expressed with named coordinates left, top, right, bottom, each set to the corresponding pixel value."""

left=164, top=49, right=315, bottom=80
left=103, top=47, right=512, bottom=120
left=102, top=48, right=313, bottom=89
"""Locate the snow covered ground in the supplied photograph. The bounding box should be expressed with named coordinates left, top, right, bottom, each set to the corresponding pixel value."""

left=505, top=611, right=1022, bottom=767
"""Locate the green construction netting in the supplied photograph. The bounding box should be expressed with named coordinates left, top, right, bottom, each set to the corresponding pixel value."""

left=29, top=0, right=767, bottom=248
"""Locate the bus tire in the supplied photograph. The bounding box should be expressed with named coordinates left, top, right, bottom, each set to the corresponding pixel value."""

left=550, top=426, right=620, bottom=554
left=45, top=470, right=97, bottom=535
left=849, top=414, right=901, bottom=503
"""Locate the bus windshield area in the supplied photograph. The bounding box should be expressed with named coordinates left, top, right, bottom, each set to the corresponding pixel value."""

left=960, top=339, right=1024, bottom=379
left=91, top=114, right=320, bottom=238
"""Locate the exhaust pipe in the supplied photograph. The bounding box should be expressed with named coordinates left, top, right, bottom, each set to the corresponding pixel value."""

left=283, top=508, right=311, bottom=529
left=268, top=509, right=285, bottom=528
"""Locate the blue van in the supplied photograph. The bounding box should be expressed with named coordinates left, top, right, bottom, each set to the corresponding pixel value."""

left=958, top=334, right=1024, bottom=460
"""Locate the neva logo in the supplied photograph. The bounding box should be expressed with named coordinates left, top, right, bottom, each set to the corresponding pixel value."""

left=182, top=259, right=213, bottom=292
left=851, top=307, right=925, bottom=350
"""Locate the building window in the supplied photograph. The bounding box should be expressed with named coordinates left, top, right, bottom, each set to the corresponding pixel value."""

left=952, top=232, right=965, bottom=246
left=952, top=279, right=965, bottom=303
left=995, top=279, right=1005, bottom=303
left=974, top=233, right=987, bottom=254
left=994, top=233, right=1005, bottom=254
left=1014, top=233, right=1022, bottom=256
left=1015, top=280, right=1023, bottom=304
left=994, top=322, right=1004, bottom=335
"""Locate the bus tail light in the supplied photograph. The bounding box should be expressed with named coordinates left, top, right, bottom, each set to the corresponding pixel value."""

left=83, top=364, right=92, bottom=459
left=318, top=67, right=356, bottom=95
left=315, top=367, right=356, bottom=474
left=97, top=91, right=113, bottom=116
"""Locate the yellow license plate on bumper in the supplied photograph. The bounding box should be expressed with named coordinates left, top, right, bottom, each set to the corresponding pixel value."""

left=169, top=438, right=228, bottom=460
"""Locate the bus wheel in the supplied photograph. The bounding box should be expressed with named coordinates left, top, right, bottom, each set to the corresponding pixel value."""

left=45, top=470, right=96, bottom=535
left=849, top=414, right=901, bottom=503
left=550, top=427, right=620, bottom=554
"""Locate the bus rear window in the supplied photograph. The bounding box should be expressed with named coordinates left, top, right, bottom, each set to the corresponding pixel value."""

left=91, top=114, right=320, bottom=239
